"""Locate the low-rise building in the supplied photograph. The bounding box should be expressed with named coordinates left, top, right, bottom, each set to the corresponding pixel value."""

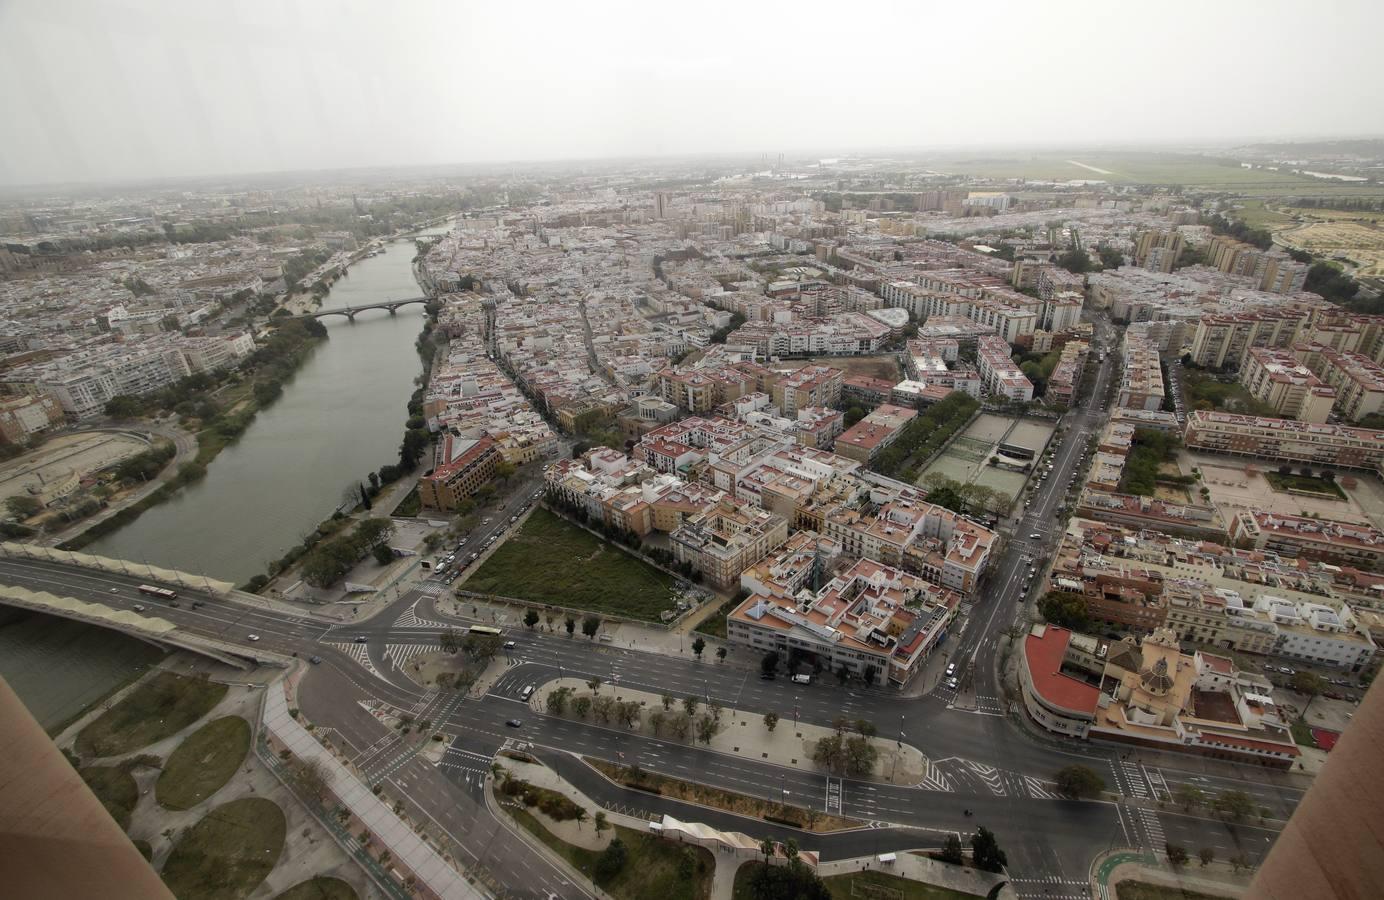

left=670, top=500, right=789, bottom=587
left=833, top=403, right=917, bottom=464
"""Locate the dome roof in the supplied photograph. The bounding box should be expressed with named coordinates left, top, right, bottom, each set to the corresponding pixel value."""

left=1139, top=657, right=1173, bottom=696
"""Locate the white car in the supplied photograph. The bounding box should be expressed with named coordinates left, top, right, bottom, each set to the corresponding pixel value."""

left=247, top=634, right=260, bottom=642
left=132, top=603, right=146, bottom=612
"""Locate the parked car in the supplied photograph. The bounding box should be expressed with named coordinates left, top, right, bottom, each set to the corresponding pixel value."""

left=132, top=604, right=146, bottom=612
left=247, top=634, right=260, bottom=642
left=506, top=719, right=523, bottom=728
left=309, top=656, right=322, bottom=665
left=791, top=673, right=811, bottom=685
left=946, top=677, right=959, bottom=689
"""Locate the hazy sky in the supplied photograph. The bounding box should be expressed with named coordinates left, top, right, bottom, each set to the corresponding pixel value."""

left=2, top=0, right=1381, bottom=186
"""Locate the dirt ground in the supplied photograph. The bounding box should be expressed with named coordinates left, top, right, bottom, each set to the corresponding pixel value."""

left=1179, top=450, right=1384, bottom=530
left=0, top=431, right=149, bottom=505
left=777, top=354, right=902, bottom=382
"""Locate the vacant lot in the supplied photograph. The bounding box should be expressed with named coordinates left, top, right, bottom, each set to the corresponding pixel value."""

left=822, top=870, right=981, bottom=900
left=79, top=765, right=139, bottom=831
left=1116, top=881, right=1235, bottom=900
left=506, top=809, right=713, bottom=900
left=157, top=715, right=251, bottom=810
left=1280, top=220, right=1384, bottom=278
left=274, top=877, right=359, bottom=900
left=465, top=507, right=679, bottom=621
left=76, top=672, right=227, bottom=759
left=796, top=355, right=901, bottom=382
left=160, top=797, right=286, bottom=900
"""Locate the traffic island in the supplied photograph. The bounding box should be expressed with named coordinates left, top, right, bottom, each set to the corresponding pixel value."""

left=533, top=678, right=930, bottom=786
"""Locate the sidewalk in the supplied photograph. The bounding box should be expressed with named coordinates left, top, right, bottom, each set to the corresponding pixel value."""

left=817, top=853, right=1016, bottom=900
left=262, top=677, right=486, bottom=900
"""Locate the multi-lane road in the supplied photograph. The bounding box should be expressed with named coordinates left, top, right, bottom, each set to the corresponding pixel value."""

left=0, top=327, right=1305, bottom=896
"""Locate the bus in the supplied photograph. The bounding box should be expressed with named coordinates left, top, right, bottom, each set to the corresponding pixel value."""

left=137, top=584, right=178, bottom=601
left=466, top=625, right=502, bottom=637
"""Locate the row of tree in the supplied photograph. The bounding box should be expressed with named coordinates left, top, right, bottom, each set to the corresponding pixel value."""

left=299, top=518, right=394, bottom=588
left=872, top=392, right=980, bottom=480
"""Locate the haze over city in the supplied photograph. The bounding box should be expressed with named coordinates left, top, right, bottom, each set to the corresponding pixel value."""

left=2, top=0, right=1383, bottom=185
left=3, top=3, right=1384, bottom=900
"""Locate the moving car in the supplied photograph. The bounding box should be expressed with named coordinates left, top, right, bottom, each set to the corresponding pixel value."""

left=791, top=673, right=811, bottom=685
left=132, top=604, right=146, bottom=612
left=354, top=636, right=368, bottom=644
left=309, top=656, right=322, bottom=665
left=520, top=684, right=535, bottom=699
left=248, top=634, right=260, bottom=642
left=506, top=719, right=523, bottom=728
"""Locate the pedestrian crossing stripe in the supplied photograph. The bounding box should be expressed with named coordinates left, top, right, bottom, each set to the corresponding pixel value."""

left=393, top=606, right=449, bottom=628
left=384, top=642, right=438, bottom=668
left=326, top=642, right=382, bottom=679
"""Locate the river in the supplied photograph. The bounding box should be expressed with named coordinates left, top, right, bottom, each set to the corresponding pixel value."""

left=86, top=226, right=448, bottom=584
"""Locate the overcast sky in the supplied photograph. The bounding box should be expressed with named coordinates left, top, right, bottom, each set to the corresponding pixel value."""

left=1, top=0, right=1381, bottom=186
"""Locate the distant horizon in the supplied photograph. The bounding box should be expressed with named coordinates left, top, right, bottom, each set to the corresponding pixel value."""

left=3, top=133, right=1383, bottom=195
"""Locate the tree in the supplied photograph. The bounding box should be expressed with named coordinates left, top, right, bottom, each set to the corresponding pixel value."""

left=582, top=616, right=601, bottom=640
left=572, top=695, right=591, bottom=719
left=939, top=833, right=965, bottom=865
left=1058, top=248, right=1092, bottom=274
left=1165, top=843, right=1189, bottom=868
left=696, top=714, right=717, bottom=744
left=587, top=677, right=602, bottom=694
left=5, top=495, right=42, bottom=520
left=854, top=719, right=876, bottom=738
left=761, top=651, right=779, bottom=676
left=546, top=686, right=573, bottom=715
left=661, top=693, right=675, bottom=711
left=669, top=712, right=692, bottom=740
left=971, top=826, right=1008, bottom=873
left=440, top=627, right=460, bottom=655
left=1039, top=591, right=1091, bottom=632
left=682, top=696, right=700, bottom=717
left=1199, top=847, right=1215, bottom=867
left=1054, top=764, right=1105, bottom=800
left=565, top=616, right=576, bottom=636
left=544, top=613, right=555, bottom=632
left=523, top=609, right=540, bottom=630
left=1173, top=784, right=1205, bottom=812
left=594, top=811, right=608, bottom=836
left=843, top=405, right=868, bottom=428
left=594, top=837, right=628, bottom=881
left=716, top=646, right=727, bottom=663
left=1228, top=854, right=1251, bottom=874
left=371, top=543, right=394, bottom=566
left=1213, top=789, right=1255, bottom=822
left=763, top=712, right=779, bottom=733
left=285, top=756, right=332, bottom=802
left=835, top=666, right=849, bottom=686
left=104, top=395, right=145, bottom=418
left=691, top=636, right=706, bottom=659
left=1292, top=670, right=1327, bottom=716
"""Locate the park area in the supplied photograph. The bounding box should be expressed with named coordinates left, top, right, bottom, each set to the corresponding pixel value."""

left=918, top=414, right=1053, bottom=505
left=75, top=671, right=227, bottom=758
left=463, top=506, right=682, bottom=621
left=159, top=796, right=287, bottom=900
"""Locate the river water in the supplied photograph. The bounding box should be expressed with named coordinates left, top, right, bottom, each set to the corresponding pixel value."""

left=86, top=227, right=446, bottom=584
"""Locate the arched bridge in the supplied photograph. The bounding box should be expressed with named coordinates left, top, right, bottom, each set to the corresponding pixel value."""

left=297, top=296, right=431, bottom=321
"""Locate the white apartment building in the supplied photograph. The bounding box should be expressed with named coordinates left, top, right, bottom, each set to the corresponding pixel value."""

left=975, top=335, right=1034, bottom=402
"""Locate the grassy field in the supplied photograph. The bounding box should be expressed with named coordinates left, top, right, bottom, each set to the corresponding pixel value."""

left=1264, top=471, right=1346, bottom=499
left=274, top=877, right=359, bottom=900
left=160, top=797, right=286, bottom=900
left=1232, top=199, right=1295, bottom=230
left=465, top=507, right=679, bottom=621
left=76, top=672, right=227, bottom=759
left=923, top=153, right=1384, bottom=198
left=505, top=808, right=714, bottom=900
left=79, top=765, right=139, bottom=831
left=156, top=715, right=251, bottom=810
left=1115, top=881, right=1235, bottom=900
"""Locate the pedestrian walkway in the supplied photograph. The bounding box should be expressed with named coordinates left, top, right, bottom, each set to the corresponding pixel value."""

left=262, top=679, right=485, bottom=900
left=817, top=851, right=1017, bottom=900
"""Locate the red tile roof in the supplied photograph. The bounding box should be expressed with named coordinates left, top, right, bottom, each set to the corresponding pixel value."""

left=1024, top=625, right=1100, bottom=715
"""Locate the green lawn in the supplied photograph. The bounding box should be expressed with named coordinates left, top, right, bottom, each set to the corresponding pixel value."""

left=76, top=672, right=227, bottom=759
left=79, top=765, right=139, bottom=831
left=1116, top=881, right=1235, bottom=900
left=1264, top=471, right=1346, bottom=499
left=694, top=595, right=741, bottom=639
left=1290, top=719, right=1317, bottom=747
left=156, top=715, right=251, bottom=810
left=505, top=806, right=713, bottom=900
left=160, top=797, right=286, bottom=900
left=466, top=507, right=680, bottom=621
left=274, top=877, right=359, bottom=900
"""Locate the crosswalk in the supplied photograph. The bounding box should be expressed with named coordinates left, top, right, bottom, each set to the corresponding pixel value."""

left=415, top=583, right=446, bottom=597
left=393, top=603, right=448, bottom=628
left=1136, top=806, right=1166, bottom=853
left=926, top=758, right=1057, bottom=800
left=1116, top=759, right=1149, bottom=799
left=384, top=642, right=437, bottom=670
left=1012, top=877, right=1090, bottom=900
left=919, top=761, right=953, bottom=792
left=326, top=642, right=382, bottom=679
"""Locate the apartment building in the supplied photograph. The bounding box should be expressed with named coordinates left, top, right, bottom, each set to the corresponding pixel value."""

left=1045, top=340, right=1089, bottom=408
left=834, top=403, right=917, bottom=464
left=1251, top=596, right=1376, bottom=670
left=772, top=364, right=843, bottom=415
left=1296, top=345, right=1384, bottom=422
left=1230, top=510, right=1384, bottom=571
left=975, top=335, right=1034, bottom=402
left=670, top=500, right=789, bottom=587
left=418, top=435, right=501, bottom=511
left=1204, top=237, right=1308, bottom=294
left=1117, top=336, right=1165, bottom=411
left=1183, top=410, right=1384, bottom=470
left=1189, top=310, right=1308, bottom=370
left=0, top=392, right=63, bottom=443
left=1239, top=347, right=1336, bottom=424
left=728, top=539, right=960, bottom=686
left=1133, top=228, right=1185, bottom=273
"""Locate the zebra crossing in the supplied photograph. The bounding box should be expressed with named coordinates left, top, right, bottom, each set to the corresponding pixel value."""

left=437, top=746, right=495, bottom=790
left=1012, top=877, right=1090, bottom=900
left=974, top=693, right=1005, bottom=714
left=384, top=642, right=438, bottom=670
left=1116, top=759, right=1150, bottom=799
left=327, top=642, right=382, bottom=679
left=393, top=603, right=449, bottom=628
left=415, top=583, right=446, bottom=597
left=918, top=761, right=953, bottom=792
left=1136, top=806, right=1166, bottom=853
left=927, top=758, right=1056, bottom=800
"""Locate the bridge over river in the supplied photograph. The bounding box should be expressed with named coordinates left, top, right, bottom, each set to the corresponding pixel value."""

left=293, top=295, right=430, bottom=321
